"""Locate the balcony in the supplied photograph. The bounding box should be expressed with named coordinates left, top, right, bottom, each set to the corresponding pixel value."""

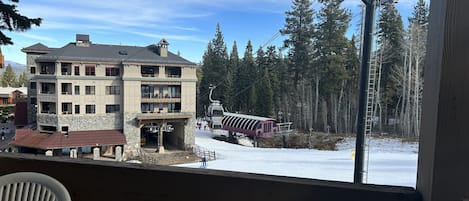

left=165, top=67, right=181, bottom=78
left=40, top=102, right=56, bottom=114
left=0, top=154, right=420, bottom=201
left=39, top=62, right=56, bottom=75
left=61, top=63, right=72, bottom=76
left=40, top=83, right=56, bottom=94
left=141, top=66, right=159, bottom=78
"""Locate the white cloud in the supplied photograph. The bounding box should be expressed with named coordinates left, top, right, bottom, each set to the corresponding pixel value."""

left=18, top=33, right=58, bottom=42
left=129, top=31, right=207, bottom=43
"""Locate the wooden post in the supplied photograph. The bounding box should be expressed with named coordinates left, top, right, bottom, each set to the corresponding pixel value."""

left=417, top=1, right=469, bottom=200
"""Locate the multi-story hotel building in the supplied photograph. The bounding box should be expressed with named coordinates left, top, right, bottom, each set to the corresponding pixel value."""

left=14, top=34, right=197, bottom=159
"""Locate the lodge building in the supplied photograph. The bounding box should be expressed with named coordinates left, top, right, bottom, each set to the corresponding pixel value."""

left=13, top=34, right=197, bottom=160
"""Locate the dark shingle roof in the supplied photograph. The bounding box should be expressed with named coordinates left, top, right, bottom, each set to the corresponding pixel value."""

left=21, top=43, right=55, bottom=53
left=36, top=43, right=195, bottom=65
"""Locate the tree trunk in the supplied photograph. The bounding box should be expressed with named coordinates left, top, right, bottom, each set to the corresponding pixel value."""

left=314, top=75, right=320, bottom=126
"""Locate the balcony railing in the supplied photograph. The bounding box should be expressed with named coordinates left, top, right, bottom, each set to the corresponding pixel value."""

left=142, top=73, right=158, bottom=77
left=61, top=91, right=72, bottom=95
left=166, top=74, right=181, bottom=78
left=40, top=91, right=56, bottom=94
left=141, top=93, right=181, bottom=99
left=40, top=111, right=57, bottom=114
left=40, top=72, right=55, bottom=75
left=0, top=154, right=421, bottom=201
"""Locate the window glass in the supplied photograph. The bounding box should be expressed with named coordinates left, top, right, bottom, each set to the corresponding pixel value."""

left=85, top=66, right=95, bottom=76
left=85, top=105, right=95, bottom=114
left=85, top=86, right=95, bottom=95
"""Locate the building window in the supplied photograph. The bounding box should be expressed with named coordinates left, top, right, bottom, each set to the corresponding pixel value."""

left=41, top=83, right=56, bottom=94
left=85, top=105, right=95, bottom=114
left=141, top=85, right=155, bottom=98
left=75, top=86, right=80, bottom=95
left=167, top=85, right=181, bottom=98
left=74, top=66, right=80, bottom=76
left=40, top=102, right=56, bottom=114
left=61, top=83, right=72, bottom=95
left=61, top=63, right=72, bottom=75
left=30, top=82, right=36, bottom=90
left=30, top=98, right=37, bottom=105
left=105, top=86, right=120, bottom=95
left=141, top=103, right=154, bottom=113
left=105, top=104, right=120, bottom=113
left=141, top=66, right=159, bottom=77
left=85, top=86, right=95, bottom=95
left=62, top=102, right=72, bottom=114
left=75, top=105, right=80, bottom=114
left=30, top=66, right=36, bottom=74
left=2, top=98, right=8, bottom=105
left=85, top=65, right=95, bottom=76
left=166, top=66, right=181, bottom=78
left=168, top=103, right=181, bottom=113
left=105, top=68, right=120, bottom=76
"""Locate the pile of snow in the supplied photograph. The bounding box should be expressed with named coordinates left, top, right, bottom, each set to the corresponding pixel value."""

left=177, top=129, right=418, bottom=187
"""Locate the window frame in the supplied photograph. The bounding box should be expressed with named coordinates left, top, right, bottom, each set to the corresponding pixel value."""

left=105, top=104, right=120, bottom=113
left=75, top=105, right=80, bottom=114
left=105, top=86, right=120, bottom=95
left=85, top=86, right=95, bottom=95
left=85, top=65, right=95, bottom=76
left=105, top=67, right=120, bottom=76
left=85, top=104, right=96, bottom=114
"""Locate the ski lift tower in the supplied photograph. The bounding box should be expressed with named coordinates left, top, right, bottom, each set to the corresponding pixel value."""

left=205, top=85, right=224, bottom=129
left=354, top=0, right=398, bottom=184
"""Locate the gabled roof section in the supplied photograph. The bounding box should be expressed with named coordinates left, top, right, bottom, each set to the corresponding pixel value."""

left=21, top=43, right=55, bottom=53
left=0, top=87, right=27, bottom=95
left=35, top=43, right=196, bottom=65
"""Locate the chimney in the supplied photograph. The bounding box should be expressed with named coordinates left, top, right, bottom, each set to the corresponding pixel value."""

left=157, top=39, right=169, bottom=57
left=76, top=34, right=90, bottom=47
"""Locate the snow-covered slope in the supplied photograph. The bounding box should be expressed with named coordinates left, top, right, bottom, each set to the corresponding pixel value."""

left=178, top=129, right=418, bottom=187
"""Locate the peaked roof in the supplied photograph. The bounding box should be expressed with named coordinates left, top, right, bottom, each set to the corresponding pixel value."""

left=0, top=87, right=27, bottom=95
left=21, top=43, right=55, bottom=53
left=10, top=129, right=126, bottom=149
left=35, top=42, right=196, bottom=65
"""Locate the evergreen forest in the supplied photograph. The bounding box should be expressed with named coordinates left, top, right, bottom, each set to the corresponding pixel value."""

left=197, top=0, right=429, bottom=137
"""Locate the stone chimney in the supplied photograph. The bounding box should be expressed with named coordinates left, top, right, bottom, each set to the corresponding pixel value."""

left=157, top=39, right=169, bottom=57
left=76, top=34, right=91, bottom=47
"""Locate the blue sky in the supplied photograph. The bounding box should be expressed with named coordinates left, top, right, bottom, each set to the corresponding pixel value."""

left=2, top=0, right=424, bottom=65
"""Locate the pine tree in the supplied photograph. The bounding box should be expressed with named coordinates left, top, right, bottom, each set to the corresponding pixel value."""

left=313, top=0, right=351, bottom=132
left=0, top=0, right=42, bottom=45
left=280, top=0, right=315, bottom=85
left=17, top=71, right=27, bottom=87
left=255, top=68, right=273, bottom=117
left=236, top=40, right=256, bottom=113
left=264, top=46, right=281, bottom=116
left=377, top=3, right=405, bottom=129
left=197, top=23, right=229, bottom=116
left=224, top=41, right=240, bottom=111
left=315, top=0, right=350, bottom=94
left=1, top=64, right=17, bottom=87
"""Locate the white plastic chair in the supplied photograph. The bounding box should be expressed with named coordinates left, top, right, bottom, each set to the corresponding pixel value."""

left=0, top=172, right=71, bottom=201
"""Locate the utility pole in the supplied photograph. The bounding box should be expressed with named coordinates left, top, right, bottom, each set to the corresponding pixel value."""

left=354, top=0, right=376, bottom=184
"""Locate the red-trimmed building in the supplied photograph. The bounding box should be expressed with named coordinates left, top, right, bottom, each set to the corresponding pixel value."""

left=10, top=129, right=126, bottom=158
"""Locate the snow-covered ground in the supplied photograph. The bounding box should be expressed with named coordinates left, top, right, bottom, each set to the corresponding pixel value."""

left=178, top=128, right=418, bottom=187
